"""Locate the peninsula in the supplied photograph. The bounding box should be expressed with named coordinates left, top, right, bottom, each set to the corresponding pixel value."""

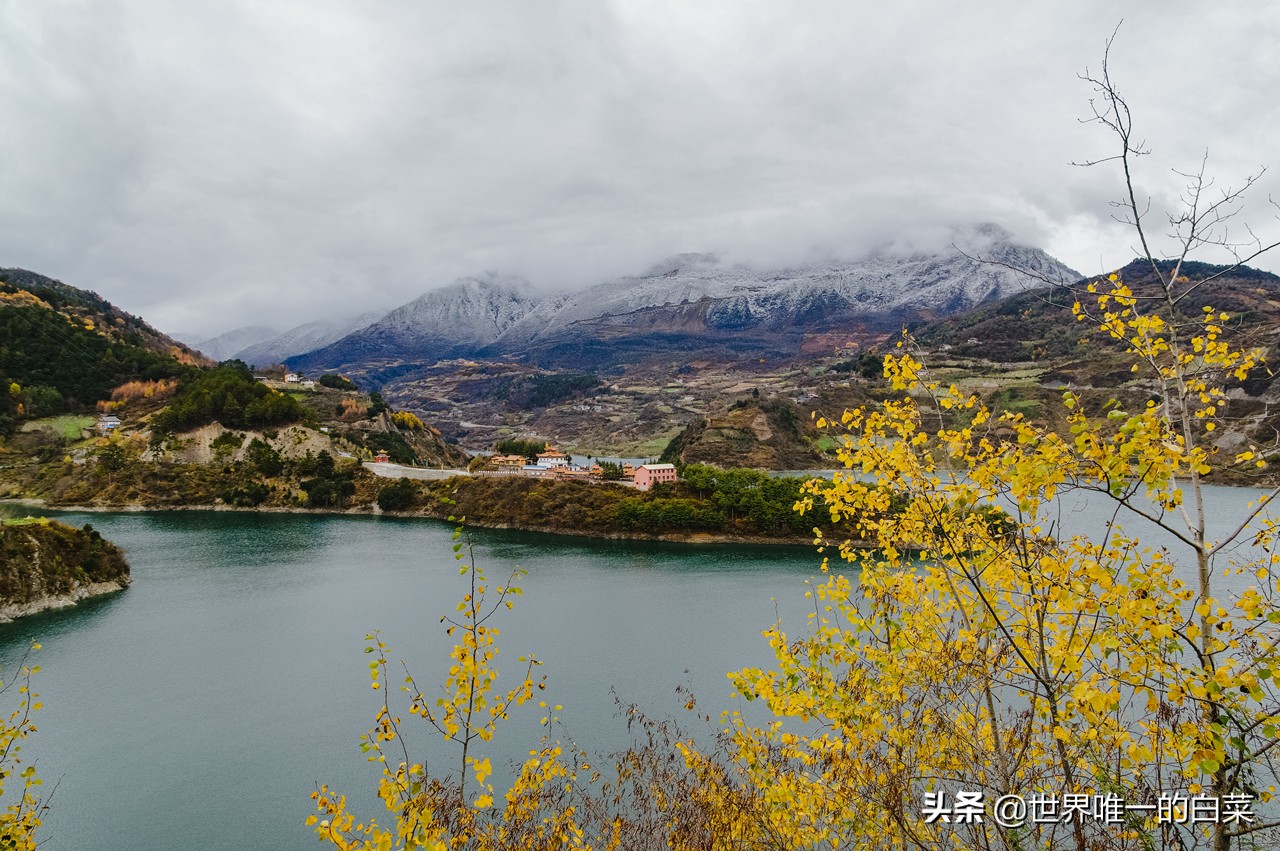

left=0, top=518, right=130, bottom=622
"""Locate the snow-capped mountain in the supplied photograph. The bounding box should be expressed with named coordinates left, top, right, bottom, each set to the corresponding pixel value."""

left=190, top=326, right=279, bottom=362
left=287, top=225, right=1079, bottom=375
left=234, top=311, right=385, bottom=367
left=496, top=225, right=1075, bottom=345
left=376, top=273, right=544, bottom=348
left=287, top=273, right=547, bottom=372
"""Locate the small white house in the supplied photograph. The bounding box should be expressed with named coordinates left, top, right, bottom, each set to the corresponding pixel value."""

left=96, top=415, right=122, bottom=434
left=284, top=373, right=301, bottom=383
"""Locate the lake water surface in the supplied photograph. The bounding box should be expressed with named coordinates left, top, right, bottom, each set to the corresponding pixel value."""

left=0, top=510, right=822, bottom=851
left=1, top=480, right=1274, bottom=850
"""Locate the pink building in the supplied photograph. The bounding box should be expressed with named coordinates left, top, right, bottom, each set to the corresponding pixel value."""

left=633, top=463, right=678, bottom=491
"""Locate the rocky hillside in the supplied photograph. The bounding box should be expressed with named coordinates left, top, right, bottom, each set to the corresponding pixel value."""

left=907, top=258, right=1280, bottom=474
left=0, top=268, right=205, bottom=362
left=917, top=259, right=1280, bottom=367
left=138, top=364, right=472, bottom=472
left=0, top=518, right=130, bottom=621
left=659, top=397, right=828, bottom=470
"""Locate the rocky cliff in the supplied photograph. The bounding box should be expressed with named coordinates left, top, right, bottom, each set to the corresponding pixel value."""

left=659, top=397, right=828, bottom=470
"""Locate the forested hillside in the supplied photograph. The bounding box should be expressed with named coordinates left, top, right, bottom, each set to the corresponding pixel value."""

left=0, top=269, right=200, bottom=433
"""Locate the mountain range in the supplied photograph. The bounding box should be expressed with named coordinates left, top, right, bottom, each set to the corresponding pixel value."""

left=286, top=224, right=1079, bottom=379
left=190, top=313, right=385, bottom=367
left=8, top=233, right=1280, bottom=463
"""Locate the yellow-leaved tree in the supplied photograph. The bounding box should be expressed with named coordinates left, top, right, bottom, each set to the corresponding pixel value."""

left=0, top=644, right=45, bottom=850
left=309, top=515, right=623, bottom=850
left=684, top=40, right=1280, bottom=851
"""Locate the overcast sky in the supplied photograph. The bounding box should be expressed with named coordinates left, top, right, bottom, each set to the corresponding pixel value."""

left=3, top=1, right=1279, bottom=339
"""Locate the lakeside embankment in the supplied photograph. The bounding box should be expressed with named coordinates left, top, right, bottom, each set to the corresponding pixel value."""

left=1, top=495, right=826, bottom=548
left=3, top=459, right=846, bottom=546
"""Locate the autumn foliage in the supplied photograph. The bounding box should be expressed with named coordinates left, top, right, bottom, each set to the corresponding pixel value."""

left=0, top=646, right=46, bottom=849
left=715, top=275, right=1279, bottom=850
left=109, top=379, right=178, bottom=404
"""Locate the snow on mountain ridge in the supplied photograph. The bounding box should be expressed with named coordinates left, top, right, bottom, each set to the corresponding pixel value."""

left=376, top=273, right=541, bottom=345
left=286, top=227, right=1080, bottom=372
left=191, top=325, right=279, bottom=361
left=234, top=311, right=386, bottom=367
left=498, top=233, right=1077, bottom=343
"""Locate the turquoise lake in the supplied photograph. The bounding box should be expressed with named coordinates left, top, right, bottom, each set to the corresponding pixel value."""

left=0, top=481, right=1274, bottom=850
left=0, top=510, right=822, bottom=850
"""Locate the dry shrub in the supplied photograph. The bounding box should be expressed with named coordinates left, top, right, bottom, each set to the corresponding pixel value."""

left=110, top=379, right=178, bottom=404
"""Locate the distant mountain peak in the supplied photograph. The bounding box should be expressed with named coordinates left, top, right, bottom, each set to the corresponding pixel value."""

left=232, top=311, right=385, bottom=367
left=960, top=221, right=1012, bottom=240
left=190, top=326, right=279, bottom=362
left=287, top=229, right=1080, bottom=376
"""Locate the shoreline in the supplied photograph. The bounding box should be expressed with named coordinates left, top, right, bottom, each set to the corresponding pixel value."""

left=0, top=498, right=826, bottom=548
left=0, top=579, right=130, bottom=624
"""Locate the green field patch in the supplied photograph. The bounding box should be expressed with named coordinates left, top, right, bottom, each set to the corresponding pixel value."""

left=998, top=367, right=1049, bottom=380
left=626, top=430, right=683, bottom=458
left=988, top=386, right=1044, bottom=415
left=2, top=516, right=49, bottom=526
left=23, top=414, right=96, bottom=439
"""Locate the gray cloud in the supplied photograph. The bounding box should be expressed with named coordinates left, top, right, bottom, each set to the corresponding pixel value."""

left=3, top=1, right=1279, bottom=338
